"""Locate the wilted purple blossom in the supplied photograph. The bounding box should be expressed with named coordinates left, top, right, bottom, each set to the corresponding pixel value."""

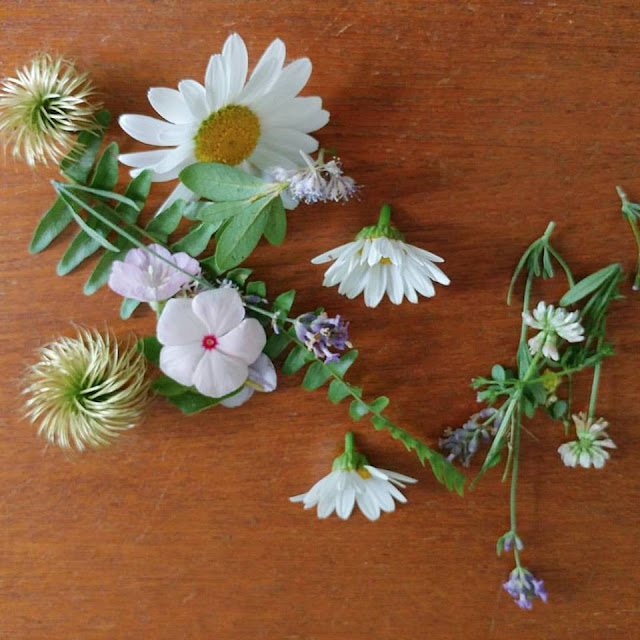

left=270, top=150, right=358, bottom=204
left=295, top=312, right=352, bottom=362
left=108, top=244, right=201, bottom=302
left=503, top=567, right=548, bottom=610
left=439, top=408, right=500, bottom=467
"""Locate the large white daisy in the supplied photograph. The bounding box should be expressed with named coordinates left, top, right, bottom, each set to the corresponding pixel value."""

left=119, top=33, right=329, bottom=211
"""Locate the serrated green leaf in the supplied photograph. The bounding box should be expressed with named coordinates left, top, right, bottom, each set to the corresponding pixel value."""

left=327, top=350, right=358, bottom=377
left=560, top=264, right=619, bottom=306
left=145, top=200, right=185, bottom=242
left=263, top=197, right=286, bottom=245
left=171, top=222, right=218, bottom=256
left=179, top=162, right=267, bottom=201
left=272, top=289, right=295, bottom=316
left=282, top=345, right=314, bottom=374
left=491, top=364, right=506, bottom=382
left=302, top=361, right=332, bottom=390
left=349, top=399, right=369, bottom=421
left=29, top=196, right=75, bottom=253
left=370, top=396, right=390, bottom=413
left=263, top=332, right=292, bottom=359
left=60, top=109, right=111, bottom=183
left=121, top=297, right=141, bottom=319
left=137, top=335, right=162, bottom=366
left=214, top=194, right=274, bottom=270
left=328, top=379, right=352, bottom=404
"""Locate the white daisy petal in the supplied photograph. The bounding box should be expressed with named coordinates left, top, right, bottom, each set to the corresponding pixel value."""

left=118, top=149, right=170, bottom=169
left=151, top=143, right=195, bottom=175
left=147, top=87, right=193, bottom=124
left=204, top=54, right=228, bottom=112
left=260, top=128, right=319, bottom=156
left=119, top=114, right=194, bottom=146
left=237, top=38, right=286, bottom=104
left=178, top=79, right=209, bottom=121
left=222, top=33, right=248, bottom=102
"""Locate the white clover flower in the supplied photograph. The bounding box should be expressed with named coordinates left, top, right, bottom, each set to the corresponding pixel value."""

left=522, top=301, right=585, bottom=361
left=119, top=33, right=328, bottom=212
left=290, top=432, right=417, bottom=521
left=270, top=149, right=357, bottom=205
left=157, top=287, right=266, bottom=398
left=558, top=412, right=616, bottom=469
left=311, top=204, right=449, bottom=307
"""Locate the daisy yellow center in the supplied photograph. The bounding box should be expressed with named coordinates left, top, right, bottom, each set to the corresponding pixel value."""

left=194, top=105, right=261, bottom=165
left=379, top=257, right=393, bottom=265
left=357, top=468, right=371, bottom=479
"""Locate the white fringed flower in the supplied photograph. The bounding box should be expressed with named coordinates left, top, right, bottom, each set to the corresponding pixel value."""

left=522, top=301, right=585, bottom=361
left=558, top=412, right=616, bottom=469
left=157, top=287, right=266, bottom=398
left=0, top=54, right=99, bottom=166
left=311, top=204, right=449, bottom=307
left=290, top=432, right=417, bottom=521
left=119, top=33, right=329, bottom=212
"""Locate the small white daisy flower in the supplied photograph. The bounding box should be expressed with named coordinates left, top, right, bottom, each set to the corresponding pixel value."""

left=0, top=54, right=99, bottom=166
left=118, top=33, right=329, bottom=212
left=311, top=204, right=449, bottom=307
left=290, top=432, right=417, bottom=521
left=522, top=301, right=585, bottom=361
left=558, top=412, right=616, bottom=469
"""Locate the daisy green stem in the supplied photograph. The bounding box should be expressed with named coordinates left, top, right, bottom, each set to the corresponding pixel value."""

left=344, top=431, right=355, bottom=455
left=588, top=362, right=602, bottom=422
left=378, top=204, right=392, bottom=228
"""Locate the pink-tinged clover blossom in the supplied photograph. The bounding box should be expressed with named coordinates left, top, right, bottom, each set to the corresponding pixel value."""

left=108, top=244, right=201, bottom=302
left=157, top=287, right=266, bottom=398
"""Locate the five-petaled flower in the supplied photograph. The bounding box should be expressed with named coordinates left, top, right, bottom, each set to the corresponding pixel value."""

left=157, top=287, right=266, bottom=398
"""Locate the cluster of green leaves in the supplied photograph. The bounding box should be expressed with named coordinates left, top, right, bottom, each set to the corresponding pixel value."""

left=179, top=163, right=287, bottom=271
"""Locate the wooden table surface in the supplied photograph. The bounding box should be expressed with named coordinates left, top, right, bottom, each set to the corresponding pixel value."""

left=2, top=1, right=639, bottom=638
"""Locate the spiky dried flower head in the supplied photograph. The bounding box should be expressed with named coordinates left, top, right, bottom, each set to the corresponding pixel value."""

left=23, top=328, right=150, bottom=452
left=0, top=54, right=100, bottom=166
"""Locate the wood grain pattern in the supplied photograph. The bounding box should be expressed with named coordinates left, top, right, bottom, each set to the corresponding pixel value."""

left=1, top=1, right=639, bottom=638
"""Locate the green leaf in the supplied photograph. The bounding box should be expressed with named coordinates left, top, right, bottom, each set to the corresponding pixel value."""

left=560, top=264, right=619, bottom=306
left=491, top=364, right=506, bottom=382
left=328, top=379, right=352, bottom=404
left=370, top=396, right=390, bottom=413
left=171, top=222, right=218, bottom=256
left=196, top=200, right=249, bottom=226
left=549, top=400, right=567, bottom=420
left=137, top=336, right=162, bottom=366
left=263, top=197, right=287, bottom=245
left=114, top=170, right=152, bottom=223
left=327, top=350, right=358, bottom=377
left=272, top=289, right=296, bottom=316
left=121, top=297, right=141, bottom=319
left=145, top=200, right=185, bottom=242
left=84, top=247, right=127, bottom=295
left=152, top=375, right=189, bottom=397
left=57, top=196, right=120, bottom=255
left=263, top=332, right=292, bottom=360
left=349, top=399, right=369, bottom=420
left=88, top=142, right=120, bottom=190
left=165, top=390, right=222, bottom=415
left=302, top=362, right=332, bottom=390
left=60, top=109, right=111, bottom=183
left=282, top=345, right=314, bottom=374
left=179, top=162, right=267, bottom=201
left=225, top=268, right=253, bottom=286
left=246, top=280, right=266, bottom=298
left=214, top=194, right=274, bottom=270
left=29, top=197, right=75, bottom=253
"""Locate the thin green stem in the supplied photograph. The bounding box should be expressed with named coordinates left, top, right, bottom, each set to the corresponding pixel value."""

left=518, top=272, right=534, bottom=354
left=344, top=431, right=355, bottom=455
left=510, top=409, right=523, bottom=569
left=378, top=204, right=392, bottom=227
left=627, top=217, right=640, bottom=289
left=588, top=362, right=602, bottom=421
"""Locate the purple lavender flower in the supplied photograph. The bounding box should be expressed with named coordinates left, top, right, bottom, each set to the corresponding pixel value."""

left=295, top=312, right=352, bottom=362
left=503, top=567, right=548, bottom=610
left=108, top=244, right=201, bottom=302
left=439, top=408, right=499, bottom=467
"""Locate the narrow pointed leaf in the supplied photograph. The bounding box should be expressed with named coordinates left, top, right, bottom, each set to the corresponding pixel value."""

left=29, top=196, right=75, bottom=253
left=60, top=109, right=111, bottom=183
left=121, top=297, right=141, bottom=319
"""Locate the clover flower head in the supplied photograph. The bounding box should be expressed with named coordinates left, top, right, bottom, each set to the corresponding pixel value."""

left=558, top=412, right=616, bottom=469
left=294, top=311, right=352, bottom=362
left=0, top=54, right=99, bottom=166
left=23, top=328, right=150, bottom=451
left=108, top=244, right=201, bottom=302
left=270, top=149, right=358, bottom=204
left=439, top=408, right=500, bottom=467
left=290, top=432, right=417, bottom=521
left=522, top=301, right=585, bottom=360
left=503, top=567, right=548, bottom=610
